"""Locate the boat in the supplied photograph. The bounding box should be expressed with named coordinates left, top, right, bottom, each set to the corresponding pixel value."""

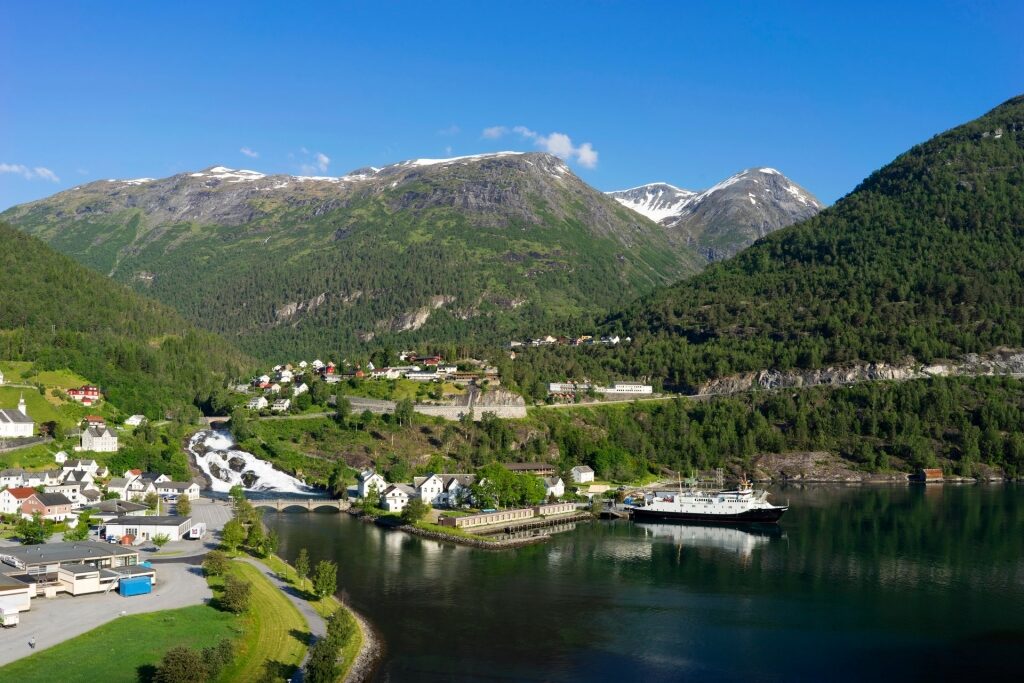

left=631, top=478, right=788, bottom=524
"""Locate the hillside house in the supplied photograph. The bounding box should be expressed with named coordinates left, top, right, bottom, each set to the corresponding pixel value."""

left=503, top=463, right=556, bottom=476
left=124, top=415, right=147, bottom=427
left=571, top=465, right=595, bottom=483
left=596, top=382, right=652, bottom=395
left=247, top=396, right=269, bottom=410
left=105, top=477, right=133, bottom=500
left=81, top=426, right=119, bottom=452
left=156, top=481, right=201, bottom=500
left=381, top=484, right=416, bottom=513
left=271, top=398, right=291, bottom=412
left=543, top=477, right=565, bottom=499
left=21, top=491, right=74, bottom=521
left=0, top=487, right=38, bottom=515
left=293, top=383, right=309, bottom=397
left=356, top=469, right=388, bottom=499
left=53, top=450, right=68, bottom=464
left=0, top=396, right=34, bottom=438
left=84, top=415, right=106, bottom=429
left=67, top=385, right=101, bottom=406
left=414, top=473, right=477, bottom=506
left=45, top=482, right=92, bottom=508
left=62, top=459, right=104, bottom=477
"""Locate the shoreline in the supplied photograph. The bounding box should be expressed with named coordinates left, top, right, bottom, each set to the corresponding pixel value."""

left=340, top=596, right=382, bottom=683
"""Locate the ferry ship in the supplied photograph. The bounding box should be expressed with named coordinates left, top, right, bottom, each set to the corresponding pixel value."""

left=631, top=481, right=788, bottom=524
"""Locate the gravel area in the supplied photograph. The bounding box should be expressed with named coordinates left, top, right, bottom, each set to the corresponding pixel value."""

left=0, top=560, right=210, bottom=666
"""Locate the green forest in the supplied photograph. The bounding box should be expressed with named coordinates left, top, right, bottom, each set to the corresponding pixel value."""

left=0, top=222, right=253, bottom=417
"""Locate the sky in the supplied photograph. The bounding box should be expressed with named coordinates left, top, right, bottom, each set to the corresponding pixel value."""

left=1, top=1, right=1022, bottom=210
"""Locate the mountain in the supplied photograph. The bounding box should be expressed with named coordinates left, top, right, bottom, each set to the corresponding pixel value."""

left=3, top=152, right=703, bottom=359
left=609, top=95, right=1024, bottom=390
left=0, top=221, right=252, bottom=416
left=608, top=168, right=823, bottom=260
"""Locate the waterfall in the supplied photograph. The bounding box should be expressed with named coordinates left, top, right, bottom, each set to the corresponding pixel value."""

left=187, top=429, right=314, bottom=493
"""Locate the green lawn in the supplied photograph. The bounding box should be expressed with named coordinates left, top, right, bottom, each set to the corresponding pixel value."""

left=0, top=605, right=238, bottom=683
left=0, top=442, right=66, bottom=470
left=213, top=560, right=309, bottom=682
left=29, top=368, right=92, bottom=390
left=0, top=360, right=33, bottom=383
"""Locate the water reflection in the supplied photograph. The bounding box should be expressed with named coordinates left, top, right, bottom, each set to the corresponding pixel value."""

left=264, top=485, right=1024, bottom=682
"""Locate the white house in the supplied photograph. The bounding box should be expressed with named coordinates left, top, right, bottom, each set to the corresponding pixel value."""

left=247, top=396, right=269, bottom=410
left=124, top=415, right=147, bottom=427
left=413, top=474, right=445, bottom=505
left=53, top=450, right=68, bottom=464
left=0, top=487, right=37, bottom=515
left=81, top=426, right=118, bottom=452
left=268, top=383, right=282, bottom=394
left=103, top=515, right=194, bottom=543
left=156, top=481, right=201, bottom=500
left=543, top=476, right=565, bottom=499
left=45, top=482, right=89, bottom=508
left=356, top=469, right=388, bottom=499
left=571, top=465, right=595, bottom=483
left=381, top=484, right=415, bottom=513
left=62, top=459, right=103, bottom=477
left=413, top=473, right=477, bottom=507
left=127, top=478, right=157, bottom=501
left=0, top=396, right=34, bottom=438
left=104, top=477, right=133, bottom=500
left=271, top=398, right=291, bottom=412
left=293, top=383, right=309, bottom=397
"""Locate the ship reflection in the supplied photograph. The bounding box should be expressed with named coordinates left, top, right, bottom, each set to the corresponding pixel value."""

left=637, top=522, right=782, bottom=561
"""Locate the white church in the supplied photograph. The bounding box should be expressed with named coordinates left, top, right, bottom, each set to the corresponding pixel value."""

left=0, top=395, right=35, bottom=438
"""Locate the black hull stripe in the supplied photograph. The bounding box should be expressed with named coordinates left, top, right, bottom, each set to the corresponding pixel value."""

left=632, top=507, right=787, bottom=524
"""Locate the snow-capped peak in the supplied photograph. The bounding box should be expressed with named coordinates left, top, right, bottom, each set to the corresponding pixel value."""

left=190, top=166, right=266, bottom=182
left=398, top=151, right=525, bottom=168
left=606, top=182, right=698, bottom=223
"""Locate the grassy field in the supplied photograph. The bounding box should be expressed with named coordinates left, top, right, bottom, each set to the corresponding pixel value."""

left=0, top=360, right=33, bottom=383
left=0, top=442, right=63, bottom=470
left=212, top=560, right=309, bottom=682
left=30, top=368, right=92, bottom=390
left=0, top=605, right=238, bottom=683
left=261, top=553, right=364, bottom=681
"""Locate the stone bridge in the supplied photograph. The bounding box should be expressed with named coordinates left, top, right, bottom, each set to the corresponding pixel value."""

left=250, top=498, right=350, bottom=512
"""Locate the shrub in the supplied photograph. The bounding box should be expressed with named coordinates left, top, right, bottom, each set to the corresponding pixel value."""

left=221, top=574, right=251, bottom=613
left=203, top=550, right=229, bottom=576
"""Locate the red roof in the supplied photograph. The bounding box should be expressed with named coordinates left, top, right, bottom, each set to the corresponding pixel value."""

left=6, top=487, right=38, bottom=500
left=85, top=415, right=105, bottom=422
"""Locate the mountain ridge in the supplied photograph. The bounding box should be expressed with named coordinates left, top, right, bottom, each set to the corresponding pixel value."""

left=608, top=168, right=823, bottom=260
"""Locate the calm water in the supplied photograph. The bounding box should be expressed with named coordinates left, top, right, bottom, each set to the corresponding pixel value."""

left=265, top=485, right=1024, bottom=682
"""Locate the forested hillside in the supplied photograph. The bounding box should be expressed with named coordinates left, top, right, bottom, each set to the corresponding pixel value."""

left=592, top=95, right=1024, bottom=390
left=0, top=222, right=252, bottom=416
left=3, top=153, right=702, bottom=359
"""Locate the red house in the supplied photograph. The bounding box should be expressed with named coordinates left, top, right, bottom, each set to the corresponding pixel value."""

left=84, top=415, right=106, bottom=428
left=21, top=492, right=73, bottom=521
left=67, top=385, right=101, bottom=406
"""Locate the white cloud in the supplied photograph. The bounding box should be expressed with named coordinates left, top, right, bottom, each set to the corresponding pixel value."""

left=240, top=147, right=259, bottom=158
left=0, top=163, right=60, bottom=182
left=444, top=145, right=453, bottom=156
left=437, top=124, right=460, bottom=136
left=482, top=125, right=508, bottom=139
left=487, top=126, right=599, bottom=168
left=299, top=151, right=330, bottom=175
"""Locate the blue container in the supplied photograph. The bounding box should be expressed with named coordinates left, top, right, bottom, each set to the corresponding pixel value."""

left=118, top=576, right=152, bottom=597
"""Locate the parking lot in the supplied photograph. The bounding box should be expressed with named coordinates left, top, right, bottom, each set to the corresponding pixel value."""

left=0, top=560, right=211, bottom=666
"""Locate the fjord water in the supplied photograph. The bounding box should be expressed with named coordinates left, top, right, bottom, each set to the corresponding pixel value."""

left=265, top=485, right=1024, bottom=682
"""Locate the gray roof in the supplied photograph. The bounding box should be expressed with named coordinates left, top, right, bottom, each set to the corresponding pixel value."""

left=572, top=465, right=594, bottom=473
left=543, top=477, right=563, bottom=487
left=59, top=563, right=101, bottom=575
left=107, top=477, right=130, bottom=488
left=85, top=426, right=115, bottom=438
left=33, top=492, right=72, bottom=507
left=0, top=541, right=137, bottom=567
left=104, top=515, right=192, bottom=527
left=0, top=409, right=32, bottom=425
left=0, top=573, right=28, bottom=589
left=158, top=481, right=196, bottom=490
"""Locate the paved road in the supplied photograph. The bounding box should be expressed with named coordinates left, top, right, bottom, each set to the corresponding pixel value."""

left=0, top=561, right=211, bottom=666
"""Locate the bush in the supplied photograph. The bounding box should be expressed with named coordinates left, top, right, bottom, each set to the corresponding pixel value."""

left=203, top=550, right=229, bottom=576
left=154, top=646, right=206, bottom=683
left=221, top=574, right=251, bottom=613
left=304, top=638, right=340, bottom=683
left=401, top=498, right=429, bottom=524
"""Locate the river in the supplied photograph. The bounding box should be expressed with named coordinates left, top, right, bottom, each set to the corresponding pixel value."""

left=264, top=484, right=1024, bottom=682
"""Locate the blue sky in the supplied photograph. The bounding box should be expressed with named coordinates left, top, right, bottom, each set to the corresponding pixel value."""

left=1, top=1, right=1022, bottom=209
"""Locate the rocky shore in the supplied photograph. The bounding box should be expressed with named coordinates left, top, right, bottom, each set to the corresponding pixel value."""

left=342, top=600, right=382, bottom=683
left=748, top=451, right=1007, bottom=483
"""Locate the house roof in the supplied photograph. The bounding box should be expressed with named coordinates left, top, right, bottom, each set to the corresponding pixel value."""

left=85, top=426, right=116, bottom=438
left=92, top=499, right=148, bottom=514
left=33, top=492, right=73, bottom=507
left=4, top=487, right=38, bottom=500
left=106, top=477, right=130, bottom=488
left=158, top=481, right=197, bottom=490
left=0, top=541, right=137, bottom=567
left=59, top=563, right=101, bottom=576
left=0, top=573, right=28, bottom=590
left=383, top=484, right=415, bottom=496
left=571, top=465, right=594, bottom=473
left=105, top=515, right=192, bottom=527
left=503, top=462, right=554, bottom=472
left=543, top=477, right=563, bottom=487
left=0, top=408, right=32, bottom=425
